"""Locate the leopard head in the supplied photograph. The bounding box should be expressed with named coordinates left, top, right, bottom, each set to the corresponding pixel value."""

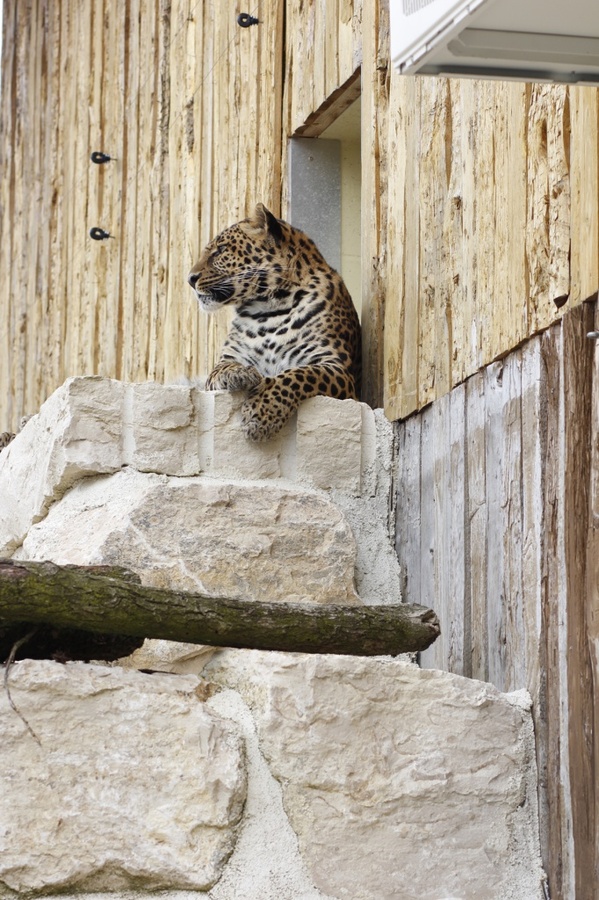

left=187, top=204, right=298, bottom=311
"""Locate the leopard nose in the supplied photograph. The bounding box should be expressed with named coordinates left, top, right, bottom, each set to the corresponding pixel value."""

left=188, top=272, right=199, bottom=288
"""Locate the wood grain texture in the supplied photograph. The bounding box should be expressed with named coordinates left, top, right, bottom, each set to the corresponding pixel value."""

left=0, top=559, right=441, bottom=657
left=0, top=0, right=284, bottom=430
left=383, top=74, right=598, bottom=419
left=2, top=0, right=599, bottom=427
left=395, top=302, right=598, bottom=900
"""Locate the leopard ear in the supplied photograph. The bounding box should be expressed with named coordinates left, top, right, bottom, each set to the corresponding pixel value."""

left=253, top=203, right=284, bottom=245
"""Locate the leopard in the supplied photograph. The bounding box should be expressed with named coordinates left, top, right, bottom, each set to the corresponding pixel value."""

left=0, top=416, right=32, bottom=452
left=187, top=203, right=361, bottom=441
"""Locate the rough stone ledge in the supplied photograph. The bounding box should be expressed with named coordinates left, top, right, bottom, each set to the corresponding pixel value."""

left=0, top=654, right=546, bottom=900
left=0, top=377, right=400, bottom=606
left=0, top=660, right=247, bottom=896
left=0, top=375, right=381, bottom=490
left=14, top=469, right=362, bottom=606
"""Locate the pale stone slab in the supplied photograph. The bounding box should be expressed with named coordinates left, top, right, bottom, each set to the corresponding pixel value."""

left=210, top=391, right=289, bottom=481
left=203, top=651, right=545, bottom=900
left=296, top=397, right=364, bottom=494
left=124, top=382, right=199, bottom=476
left=0, top=660, right=246, bottom=895
left=16, top=468, right=360, bottom=605
left=0, top=376, right=125, bottom=554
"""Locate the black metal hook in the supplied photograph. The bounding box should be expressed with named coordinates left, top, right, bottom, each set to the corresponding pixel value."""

left=237, top=12, right=259, bottom=27
left=89, top=227, right=112, bottom=241
left=90, top=152, right=113, bottom=165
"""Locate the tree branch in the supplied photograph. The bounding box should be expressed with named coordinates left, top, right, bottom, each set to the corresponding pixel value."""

left=0, top=559, right=440, bottom=660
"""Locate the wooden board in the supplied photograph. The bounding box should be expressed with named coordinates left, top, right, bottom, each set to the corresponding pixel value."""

left=395, top=302, right=598, bottom=899
left=383, top=76, right=599, bottom=420
left=2, top=1, right=599, bottom=429
left=0, top=0, right=285, bottom=430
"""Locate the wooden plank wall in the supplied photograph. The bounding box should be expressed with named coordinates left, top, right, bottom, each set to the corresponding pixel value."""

left=396, top=302, right=598, bottom=900
left=3, top=0, right=599, bottom=428
left=0, top=0, right=284, bottom=432
left=384, top=73, right=599, bottom=420
left=283, top=0, right=362, bottom=139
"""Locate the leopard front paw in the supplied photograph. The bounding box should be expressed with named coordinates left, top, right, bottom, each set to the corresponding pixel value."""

left=206, top=362, right=263, bottom=392
left=240, top=380, right=293, bottom=442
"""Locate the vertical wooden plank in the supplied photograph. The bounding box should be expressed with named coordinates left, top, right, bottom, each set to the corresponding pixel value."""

left=420, top=386, right=466, bottom=676
left=324, top=0, right=339, bottom=100
left=118, top=0, right=142, bottom=381
left=537, top=307, right=597, bottom=900
left=196, top=0, right=215, bottom=376
left=45, top=0, right=66, bottom=404
left=451, top=79, right=477, bottom=386
left=547, top=88, right=571, bottom=313
left=418, top=77, right=449, bottom=407
left=95, top=0, right=124, bottom=379
left=586, top=303, right=599, bottom=899
left=164, top=0, right=189, bottom=381
left=150, top=0, right=171, bottom=383
left=425, top=395, right=449, bottom=670
left=520, top=338, right=545, bottom=698
left=561, top=304, right=595, bottom=900
left=483, top=360, right=507, bottom=691
left=500, top=353, right=525, bottom=691
left=360, top=0, right=387, bottom=410
left=256, top=0, right=284, bottom=213
left=538, top=321, right=566, bottom=896
left=337, top=0, right=357, bottom=84
left=483, top=351, right=526, bottom=694
left=473, top=80, right=497, bottom=371
left=418, top=405, right=438, bottom=670
left=179, top=0, right=202, bottom=382
left=570, top=87, right=599, bottom=306
left=71, top=0, right=93, bottom=377
left=384, top=73, right=420, bottom=420
left=466, top=371, right=488, bottom=683
left=448, top=383, right=467, bottom=674
left=0, top=0, right=17, bottom=428
left=491, top=83, right=529, bottom=362
left=423, top=387, right=466, bottom=675
left=23, top=0, right=43, bottom=414
left=526, top=84, right=571, bottom=335
left=526, top=84, right=552, bottom=336
left=10, top=0, right=30, bottom=422
left=86, top=0, right=105, bottom=375
left=394, top=415, right=421, bottom=606
left=142, top=0, right=166, bottom=382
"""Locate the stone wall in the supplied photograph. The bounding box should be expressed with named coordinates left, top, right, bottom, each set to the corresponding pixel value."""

left=0, top=378, right=546, bottom=899
left=0, top=376, right=400, bottom=607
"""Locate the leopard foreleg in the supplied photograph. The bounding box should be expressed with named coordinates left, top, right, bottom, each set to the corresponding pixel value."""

left=206, top=360, right=263, bottom=392
left=240, top=364, right=357, bottom=441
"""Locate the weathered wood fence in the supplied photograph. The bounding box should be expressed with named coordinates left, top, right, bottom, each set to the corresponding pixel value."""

left=2, top=0, right=599, bottom=429
left=396, top=302, right=599, bottom=900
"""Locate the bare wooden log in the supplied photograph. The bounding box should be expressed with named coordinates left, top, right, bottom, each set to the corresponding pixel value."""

left=0, top=560, right=440, bottom=660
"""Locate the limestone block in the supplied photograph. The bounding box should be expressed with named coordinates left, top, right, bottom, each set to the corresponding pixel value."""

left=0, top=376, right=124, bottom=554
left=16, top=468, right=360, bottom=605
left=0, top=660, right=246, bottom=895
left=204, top=651, right=545, bottom=900
left=124, top=382, right=199, bottom=476
left=209, top=390, right=290, bottom=481
left=296, top=397, right=364, bottom=494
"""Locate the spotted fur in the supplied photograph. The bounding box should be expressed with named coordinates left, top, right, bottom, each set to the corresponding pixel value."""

left=0, top=416, right=33, bottom=452
left=188, top=204, right=361, bottom=441
left=0, top=431, right=14, bottom=451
